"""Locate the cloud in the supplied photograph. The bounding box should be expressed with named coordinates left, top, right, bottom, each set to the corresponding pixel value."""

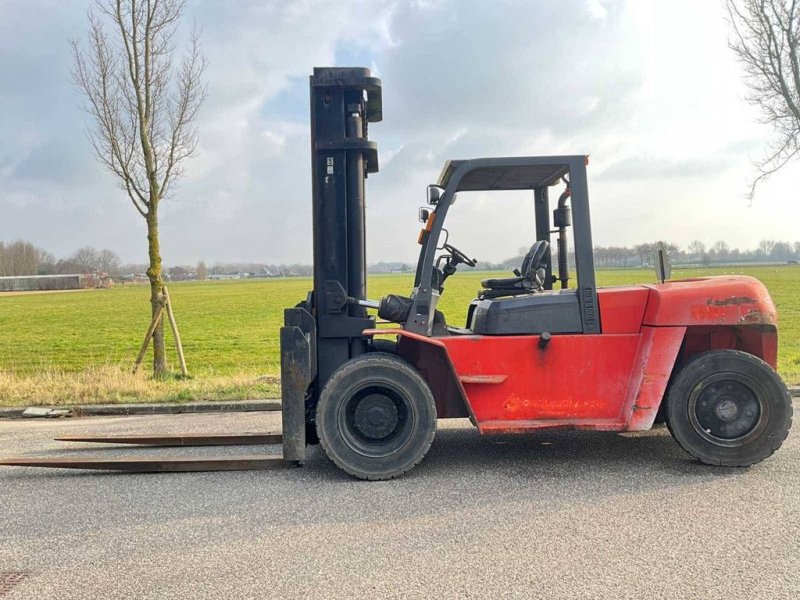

left=379, top=0, right=642, bottom=137
left=0, top=0, right=798, bottom=268
left=596, top=154, right=732, bottom=181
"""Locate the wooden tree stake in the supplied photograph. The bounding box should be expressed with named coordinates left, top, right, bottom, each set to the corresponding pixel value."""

left=133, top=304, right=165, bottom=374
left=163, top=286, right=188, bottom=377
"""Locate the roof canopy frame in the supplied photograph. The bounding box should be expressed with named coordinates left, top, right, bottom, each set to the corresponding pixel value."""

left=408, top=155, right=599, bottom=336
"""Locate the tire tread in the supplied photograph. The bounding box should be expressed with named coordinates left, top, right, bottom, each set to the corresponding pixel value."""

left=665, top=349, right=792, bottom=467
left=317, top=353, right=436, bottom=480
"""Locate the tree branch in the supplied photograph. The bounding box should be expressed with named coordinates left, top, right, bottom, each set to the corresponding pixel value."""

left=73, top=0, right=204, bottom=215
left=727, top=0, right=800, bottom=197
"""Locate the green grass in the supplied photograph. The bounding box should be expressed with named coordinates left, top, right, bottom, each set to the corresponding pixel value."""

left=0, top=265, right=797, bottom=405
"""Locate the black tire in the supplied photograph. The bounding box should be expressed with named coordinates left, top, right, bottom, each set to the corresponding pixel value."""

left=666, top=350, right=793, bottom=466
left=316, top=353, right=437, bottom=480
left=303, top=386, right=320, bottom=445
left=305, top=421, right=320, bottom=446
left=368, top=338, right=397, bottom=354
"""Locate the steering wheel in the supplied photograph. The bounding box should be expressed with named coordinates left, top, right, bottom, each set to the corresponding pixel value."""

left=443, top=243, right=477, bottom=268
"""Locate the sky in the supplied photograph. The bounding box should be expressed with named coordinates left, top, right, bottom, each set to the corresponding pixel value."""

left=1, top=0, right=799, bottom=266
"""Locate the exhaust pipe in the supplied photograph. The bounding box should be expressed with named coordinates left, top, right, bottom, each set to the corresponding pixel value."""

left=554, top=182, right=572, bottom=289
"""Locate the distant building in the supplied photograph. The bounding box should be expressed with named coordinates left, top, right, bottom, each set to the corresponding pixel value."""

left=208, top=273, right=248, bottom=280
left=0, top=274, right=83, bottom=292
left=121, top=273, right=150, bottom=284
left=0, top=273, right=114, bottom=292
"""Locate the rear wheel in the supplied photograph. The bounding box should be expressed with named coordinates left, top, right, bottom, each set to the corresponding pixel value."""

left=666, top=350, right=792, bottom=466
left=316, top=353, right=437, bottom=480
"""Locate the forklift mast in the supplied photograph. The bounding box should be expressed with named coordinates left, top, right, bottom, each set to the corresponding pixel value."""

left=278, top=68, right=384, bottom=461
left=308, top=67, right=382, bottom=386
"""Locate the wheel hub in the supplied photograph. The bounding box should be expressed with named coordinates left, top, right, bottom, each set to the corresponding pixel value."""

left=693, top=380, right=761, bottom=441
left=353, top=393, right=400, bottom=440
left=714, top=398, right=739, bottom=422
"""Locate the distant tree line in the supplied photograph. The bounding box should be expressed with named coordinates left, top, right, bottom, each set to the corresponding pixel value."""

left=159, top=262, right=314, bottom=280
left=590, top=239, right=800, bottom=268
left=4, top=237, right=799, bottom=281
left=0, top=241, right=52, bottom=276
left=0, top=240, right=121, bottom=277
left=496, top=239, right=800, bottom=272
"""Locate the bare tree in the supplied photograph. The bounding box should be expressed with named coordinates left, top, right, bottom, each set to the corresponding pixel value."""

left=772, top=240, right=794, bottom=259
left=688, top=240, right=706, bottom=261
left=712, top=240, right=731, bottom=260
left=758, top=239, right=777, bottom=256
left=38, top=251, right=57, bottom=275
left=726, top=1, right=800, bottom=197
left=634, top=243, right=655, bottom=266
left=71, top=246, right=101, bottom=271
left=196, top=260, right=208, bottom=281
left=98, top=249, right=122, bottom=274
left=0, top=240, right=47, bottom=276
left=72, top=0, right=205, bottom=376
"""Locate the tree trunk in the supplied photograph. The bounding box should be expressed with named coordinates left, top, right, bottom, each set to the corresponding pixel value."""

left=146, top=209, right=167, bottom=377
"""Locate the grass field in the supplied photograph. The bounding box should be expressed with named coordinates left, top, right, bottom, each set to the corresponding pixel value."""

left=0, top=265, right=798, bottom=405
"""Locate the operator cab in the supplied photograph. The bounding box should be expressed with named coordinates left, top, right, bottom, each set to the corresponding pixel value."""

left=398, top=156, right=599, bottom=337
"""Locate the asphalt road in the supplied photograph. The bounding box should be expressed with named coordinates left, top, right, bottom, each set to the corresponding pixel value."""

left=1, top=407, right=798, bottom=599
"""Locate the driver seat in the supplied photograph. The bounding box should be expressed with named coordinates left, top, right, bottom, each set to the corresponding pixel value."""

left=479, top=240, right=549, bottom=299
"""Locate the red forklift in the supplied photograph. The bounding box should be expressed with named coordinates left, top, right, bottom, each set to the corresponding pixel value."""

left=2, top=67, right=792, bottom=479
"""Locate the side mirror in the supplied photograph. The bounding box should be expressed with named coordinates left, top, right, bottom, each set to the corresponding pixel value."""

left=426, top=185, right=441, bottom=205
left=418, top=207, right=431, bottom=223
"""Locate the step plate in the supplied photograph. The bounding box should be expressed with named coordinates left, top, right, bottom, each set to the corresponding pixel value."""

left=54, top=433, right=282, bottom=447
left=0, top=455, right=295, bottom=472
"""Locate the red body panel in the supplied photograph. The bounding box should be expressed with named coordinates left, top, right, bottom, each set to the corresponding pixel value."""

left=642, top=276, right=776, bottom=326
left=367, top=325, right=686, bottom=434
left=364, top=275, right=777, bottom=435
left=597, top=287, right=649, bottom=333
left=621, top=326, right=687, bottom=430
left=440, top=333, right=640, bottom=428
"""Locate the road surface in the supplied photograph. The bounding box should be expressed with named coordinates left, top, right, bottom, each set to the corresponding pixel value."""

left=1, top=408, right=797, bottom=599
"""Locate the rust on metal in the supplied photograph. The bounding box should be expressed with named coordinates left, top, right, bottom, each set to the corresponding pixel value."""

left=0, top=572, right=28, bottom=597
left=0, top=455, right=295, bottom=472
left=707, top=296, right=756, bottom=307
left=54, top=432, right=282, bottom=447
left=459, top=374, right=507, bottom=384
left=739, top=309, right=775, bottom=325
left=479, top=419, right=626, bottom=434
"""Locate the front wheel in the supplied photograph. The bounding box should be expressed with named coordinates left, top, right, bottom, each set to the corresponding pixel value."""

left=666, top=350, right=793, bottom=466
left=316, top=353, right=437, bottom=480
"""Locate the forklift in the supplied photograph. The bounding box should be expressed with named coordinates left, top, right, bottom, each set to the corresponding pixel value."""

left=2, top=67, right=792, bottom=479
